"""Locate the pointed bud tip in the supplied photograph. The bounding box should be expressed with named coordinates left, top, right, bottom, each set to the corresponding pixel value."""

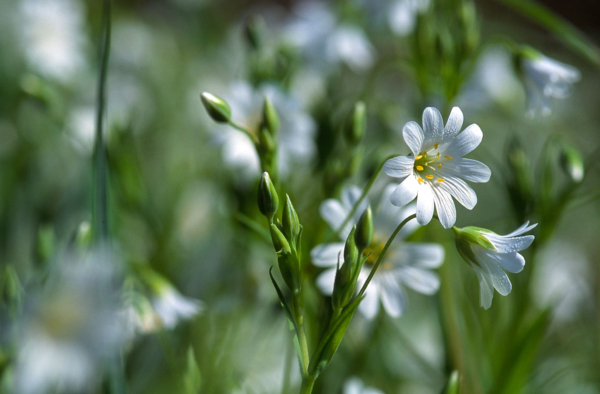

left=200, top=92, right=231, bottom=123
left=354, top=206, right=373, bottom=251
left=258, top=172, right=279, bottom=218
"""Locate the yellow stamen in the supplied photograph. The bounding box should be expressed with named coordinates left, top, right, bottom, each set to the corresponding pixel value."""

left=444, top=155, right=452, bottom=160
left=436, top=152, right=440, bottom=159
left=437, top=178, right=445, bottom=182
left=416, top=165, right=424, bottom=171
left=434, top=143, right=439, bottom=149
left=418, top=177, right=424, bottom=184
left=425, top=174, right=434, bottom=179
left=438, top=164, right=442, bottom=169
left=415, top=155, right=423, bottom=160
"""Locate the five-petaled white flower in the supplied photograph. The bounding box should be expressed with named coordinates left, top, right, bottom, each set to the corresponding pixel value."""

left=453, top=222, right=537, bottom=309
left=519, top=50, right=580, bottom=117
left=311, top=185, right=445, bottom=319
left=383, top=107, right=491, bottom=229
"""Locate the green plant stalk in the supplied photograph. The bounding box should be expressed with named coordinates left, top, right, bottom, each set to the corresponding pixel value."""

left=357, top=214, right=417, bottom=297
left=293, top=291, right=310, bottom=377
left=92, top=0, right=112, bottom=242
left=299, top=375, right=316, bottom=394
left=327, top=154, right=400, bottom=242
left=228, top=120, right=257, bottom=143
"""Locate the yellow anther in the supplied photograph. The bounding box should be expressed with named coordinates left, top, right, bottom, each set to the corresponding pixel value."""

left=416, top=166, right=424, bottom=171
left=415, top=155, right=423, bottom=160
left=418, top=177, right=424, bottom=184
left=434, top=143, right=439, bottom=149
left=425, top=174, right=434, bottom=179
left=438, top=164, right=442, bottom=169
left=444, top=155, right=452, bottom=160
left=437, top=178, right=445, bottom=182
left=436, top=152, right=440, bottom=159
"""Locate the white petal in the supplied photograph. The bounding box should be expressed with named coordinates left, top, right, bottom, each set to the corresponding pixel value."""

left=341, top=185, right=363, bottom=211
left=443, top=158, right=491, bottom=183
left=396, top=266, right=440, bottom=295
left=478, top=249, right=525, bottom=273
left=473, top=247, right=512, bottom=295
left=390, top=176, right=418, bottom=207
left=343, top=378, right=363, bottom=394
left=402, top=121, right=424, bottom=156
left=471, top=264, right=494, bottom=309
left=363, top=389, right=385, bottom=394
left=431, top=187, right=456, bottom=229
left=416, top=183, right=435, bottom=225
left=319, top=200, right=348, bottom=233
left=383, top=155, right=415, bottom=179
left=358, top=282, right=380, bottom=320
left=422, top=107, right=444, bottom=148
left=401, top=243, right=445, bottom=268
left=311, top=243, right=344, bottom=267
left=443, top=107, right=464, bottom=141
left=484, top=233, right=534, bottom=253
left=504, top=221, right=537, bottom=237
left=442, top=124, right=482, bottom=158
left=316, top=268, right=338, bottom=295
left=379, top=273, right=406, bottom=317
left=436, top=175, right=477, bottom=210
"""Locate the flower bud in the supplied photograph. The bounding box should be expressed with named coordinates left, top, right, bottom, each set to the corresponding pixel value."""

left=200, top=92, right=231, bottom=123
left=344, top=101, right=366, bottom=146
left=559, top=143, right=584, bottom=183
left=258, top=172, right=279, bottom=219
left=333, top=227, right=359, bottom=309
left=354, top=206, right=373, bottom=251
left=271, top=223, right=300, bottom=291
left=270, top=223, right=291, bottom=254
left=258, top=127, right=276, bottom=155
left=282, top=195, right=301, bottom=249
left=243, top=15, right=265, bottom=50
left=261, top=96, right=280, bottom=137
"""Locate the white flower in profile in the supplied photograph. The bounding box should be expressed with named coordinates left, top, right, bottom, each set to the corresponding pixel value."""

left=311, top=185, right=445, bottom=319
left=518, top=49, right=581, bottom=117
left=388, top=0, right=430, bottom=36
left=14, top=250, right=125, bottom=394
left=19, top=0, right=88, bottom=82
left=383, top=107, right=491, bottom=229
left=453, top=222, right=537, bottom=309
left=151, top=285, right=203, bottom=330
left=283, top=1, right=375, bottom=72
left=344, top=377, right=384, bottom=394
left=214, top=81, right=316, bottom=178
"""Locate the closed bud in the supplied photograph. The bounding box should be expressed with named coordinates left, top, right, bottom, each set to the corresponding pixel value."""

left=559, top=143, right=584, bottom=183
left=344, top=101, right=366, bottom=146
left=258, top=127, right=276, bottom=155
left=333, top=227, right=359, bottom=309
left=282, top=195, right=301, bottom=249
left=200, top=92, right=231, bottom=123
left=76, top=221, right=93, bottom=250
left=354, top=206, right=373, bottom=251
left=243, top=15, right=265, bottom=50
left=270, top=224, right=291, bottom=254
left=258, top=172, right=279, bottom=218
left=261, top=96, right=280, bottom=137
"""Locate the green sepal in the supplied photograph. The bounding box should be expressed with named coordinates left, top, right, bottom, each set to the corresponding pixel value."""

left=261, top=96, right=280, bottom=137
left=282, top=195, right=301, bottom=251
left=354, top=206, right=373, bottom=251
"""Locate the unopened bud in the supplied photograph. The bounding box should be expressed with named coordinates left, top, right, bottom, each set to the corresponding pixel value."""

left=270, top=224, right=291, bottom=254
left=261, top=96, right=280, bottom=137
left=243, top=15, right=265, bottom=50
left=282, top=195, right=301, bottom=249
left=333, top=227, right=359, bottom=309
left=258, top=127, right=276, bottom=155
left=559, top=143, right=584, bottom=183
left=200, top=92, right=231, bottom=123
left=354, top=206, right=373, bottom=251
left=344, top=101, right=366, bottom=146
left=258, top=172, right=279, bottom=218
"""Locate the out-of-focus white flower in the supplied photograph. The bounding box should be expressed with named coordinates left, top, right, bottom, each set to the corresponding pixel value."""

left=383, top=107, right=491, bottom=229
left=388, top=0, right=430, bottom=36
left=67, top=106, right=97, bottom=154
left=283, top=1, right=375, bottom=72
left=453, top=222, right=536, bottom=309
left=518, top=50, right=581, bottom=117
left=214, top=81, right=316, bottom=178
left=20, top=0, right=88, bottom=82
left=151, top=286, right=203, bottom=329
left=533, top=242, right=591, bottom=322
left=312, top=185, right=444, bottom=319
left=344, top=377, right=385, bottom=394
left=14, top=250, right=125, bottom=394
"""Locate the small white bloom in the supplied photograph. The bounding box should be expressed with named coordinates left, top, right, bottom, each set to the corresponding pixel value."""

left=388, top=0, right=430, bottom=36
left=344, top=377, right=385, bottom=394
left=453, top=222, right=537, bottom=309
left=312, top=185, right=444, bottom=319
left=520, top=51, right=580, bottom=117
left=151, top=286, right=203, bottom=330
left=383, top=107, right=491, bottom=229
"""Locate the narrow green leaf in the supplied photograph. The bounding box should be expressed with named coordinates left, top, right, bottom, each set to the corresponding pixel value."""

left=183, top=347, right=201, bottom=394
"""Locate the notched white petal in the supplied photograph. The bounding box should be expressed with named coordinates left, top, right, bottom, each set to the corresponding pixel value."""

left=383, top=155, right=415, bottom=179
left=402, top=121, right=425, bottom=156
left=390, top=176, right=418, bottom=207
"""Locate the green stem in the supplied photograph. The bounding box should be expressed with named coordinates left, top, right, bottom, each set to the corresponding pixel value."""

left=228, top=120, right=257, bottom=143
left=326, top=154, right=400, bottom=242
left=92, top=0, right=112, bottom=242
left=358, top=214, right=417, bottom=298
left=293, top=292, right=310, bottom=376
left=299, top=374, right=316, bottom=394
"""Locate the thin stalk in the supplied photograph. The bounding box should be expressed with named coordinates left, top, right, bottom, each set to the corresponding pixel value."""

left=299, top=375, right=316, bottom=394
left=292, top=292, right=310, bottom=376
left=357, top=214, right=417, bottom=298
left=282, top=335, right=294, bottom=394
left=228, top=120, right=257, bottom=143
left=326, top=154, right=400, bottom=242
left=92, top=0, right=112, bottom=242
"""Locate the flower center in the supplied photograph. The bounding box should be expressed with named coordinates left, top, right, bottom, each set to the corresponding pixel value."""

left=414, top=143, right=451, bottom=184
left=363, top=236, right=393, bottom=271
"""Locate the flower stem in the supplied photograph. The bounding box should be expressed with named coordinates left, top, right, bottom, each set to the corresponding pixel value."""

left=327, top=154, right=400, bottom=242
left=299, top=374, right=316, bottom=394
left=228, top=120, right=257, bottom=143
left=357, top=214, right=417, bottom=298
left=292, top=291, right=310, bottom=376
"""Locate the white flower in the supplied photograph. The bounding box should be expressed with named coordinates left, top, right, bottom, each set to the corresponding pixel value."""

left=20, top=0, right=88, bottom=82
left=453, top=222, right=537, bottom=309
left=214, top=81, right=316, bottom=178
left=383, top=107, right=491, bottom=229
left=311, top=185, right=444, bottom=319
left=388, top=0, right=430, bottom=36
left=151, top=286, right=203, bottom=330
left=344, top=377, right=384, bottom=394
left=520, top=52, right=580, bottom=117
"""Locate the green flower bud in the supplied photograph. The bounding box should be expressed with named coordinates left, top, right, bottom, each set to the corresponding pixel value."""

left=559, top=143, right=584, bottom=183
left=243, top=15, right=265, bottom=50
left=261, top=96, right=280, bottom=137
left=445, top=371, right=459, bottom=394
left=76, top=221, right=93, bottom=250
left=282, top=195, right=301, bottom=249
left=200, top=92, right=231, bottom=123
left=257, top=172, right=279, bottom=219
left=258, top=127, right=276, bottom=155
left=270, top=223, right=300, bottom=291
left=333, top=227, right=359, bottom=309
left=354, top=206, right=373, bottom=251
left=270, top=223, right=291, bottom=254
left=344, top=101, right=366, bottom=146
